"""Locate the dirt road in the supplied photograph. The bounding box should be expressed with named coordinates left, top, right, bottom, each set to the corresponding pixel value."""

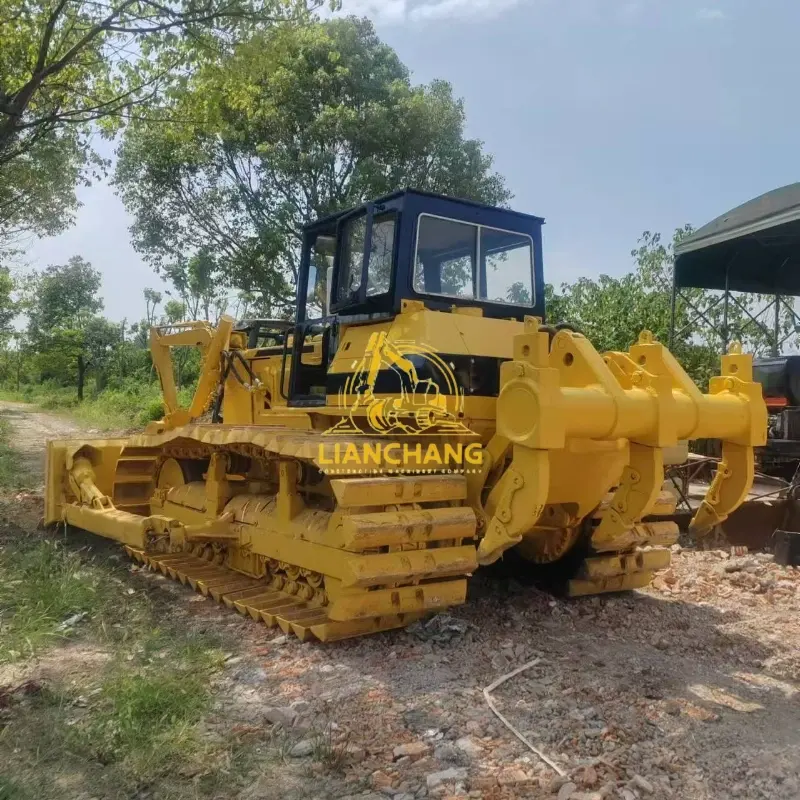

left=1, top=402, right=800, bottom=800
left=0, top=400, right=83, bottom=487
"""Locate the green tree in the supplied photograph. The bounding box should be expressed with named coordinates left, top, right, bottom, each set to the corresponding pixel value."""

left=116, top=16, right=510, bottom=310
left=0, top=0, right=325, bottom=246
left=546, top=228, right=719, bottom=386
left=143, top=288, right=162, bottom=326
left=0, top=266, right=17, bottom=342
left=25, top=255, right=115, bottom=399
left=163, top=249, right=227, bottom=322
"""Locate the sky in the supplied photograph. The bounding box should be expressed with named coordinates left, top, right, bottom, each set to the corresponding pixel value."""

left=24, top=0, right=800, bottom=322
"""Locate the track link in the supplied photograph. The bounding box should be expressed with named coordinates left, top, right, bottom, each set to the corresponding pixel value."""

left=125, top=547, right=426, bottom=642
left=566, top=490, right=679, bottom=596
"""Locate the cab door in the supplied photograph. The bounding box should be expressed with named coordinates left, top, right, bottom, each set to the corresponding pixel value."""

left=286, top=204, right=398, bottom=406
left=287, top=228, right=337, bottom=405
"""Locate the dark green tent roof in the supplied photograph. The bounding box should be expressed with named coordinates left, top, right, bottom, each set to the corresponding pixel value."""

left=674, top=183, right=800, bottom=296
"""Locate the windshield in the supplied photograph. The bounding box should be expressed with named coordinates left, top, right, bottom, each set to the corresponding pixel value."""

left=414, top=214, right=534, bottom=306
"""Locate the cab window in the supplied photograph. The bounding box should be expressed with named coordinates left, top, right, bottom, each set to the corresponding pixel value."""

left=366, top=214, right=396, bottom=296
left=414, top=214, right=533, bottom=305
left=480, top=228, right=534, bottom=304
left=338, top=215, right=367, bottom=304
left=306, top=234, right=335, bottom=319
left=414, top=216, right=476, bottom=299
left=336, top=212, right=396, bottom=305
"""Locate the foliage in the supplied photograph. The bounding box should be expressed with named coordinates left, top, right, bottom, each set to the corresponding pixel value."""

left=163, top=249, right=228, bottom=322
left=23, top=255, right=116, bottom=398
left=116, top=15, right=510, bottom=310
left=4, top=268, right=202, bottom=419
left=2, top=377, right=194, bottom=429
left=0, top=266, right=16, bottom=342
left=0, top=0, right=328, bottom=245
left=546, top=226, right=798, bottom=388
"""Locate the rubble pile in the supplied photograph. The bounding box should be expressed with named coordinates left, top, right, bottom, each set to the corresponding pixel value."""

left=211, top=547, right=800, bottom=799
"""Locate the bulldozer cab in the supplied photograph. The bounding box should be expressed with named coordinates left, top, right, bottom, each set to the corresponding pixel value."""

left=289, top=189, right=546, bottom=405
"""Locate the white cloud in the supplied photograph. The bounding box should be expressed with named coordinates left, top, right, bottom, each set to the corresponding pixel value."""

left=696, top=7, right=726, bottom=20
left=341, top=0, right=525, bottom=24
left=409, top=0, right=523, bottom=23
left=342, top=0, right=408, bottom=23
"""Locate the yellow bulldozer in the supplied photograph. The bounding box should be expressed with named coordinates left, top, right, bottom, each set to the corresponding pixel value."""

left=44, top=190, right=767, bottom=642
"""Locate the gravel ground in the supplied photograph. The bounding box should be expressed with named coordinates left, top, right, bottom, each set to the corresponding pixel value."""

left=2, top=401, right=799, bottom=800
left=193, top=545, right=799, bottom=800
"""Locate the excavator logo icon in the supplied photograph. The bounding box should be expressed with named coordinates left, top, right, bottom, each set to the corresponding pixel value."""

left=326, top=332, right=472, bottom=436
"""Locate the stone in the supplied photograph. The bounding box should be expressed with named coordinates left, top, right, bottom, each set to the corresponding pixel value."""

left=288, top=739, right=315, bottom=758
left=631, top=775, right=654, bottom=794
left=491, top=652, right=511, bottom=671
left=426, top=768, right=468, bottom=789
left=433, top=743, right=464, bottom=764
left=454, top=737, right=482, bottom=758
left=393, top=742, right=430, bottom=761
left=345, top=743, right=366, bottom=763
left=497, top=768, right=534, bottom=786
left=263, top=706, right=297, bottom=728
left=468, top=775, right=498, bottom=790
left=371, top=771, right=394, bottom=791
left=557, top=781, right=578, bottom=800
left=577, top=765, right=598, bottom=787
left=464, top=721, right=483, bottom=736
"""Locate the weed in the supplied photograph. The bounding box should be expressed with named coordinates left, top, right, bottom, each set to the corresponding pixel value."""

left=272, top=701, right=353, bottom=772
left=0, top=776, right=30, bottom=800
left=311, top=724, right=352, bottom=771
left=0, top=539, right=116, bottom=662
left=72, top=630, right=224, bottom=773
left=0, top=379, right=194, bottom=430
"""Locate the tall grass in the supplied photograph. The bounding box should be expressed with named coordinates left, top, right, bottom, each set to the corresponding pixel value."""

left=0, top=379, right=195, bottom=430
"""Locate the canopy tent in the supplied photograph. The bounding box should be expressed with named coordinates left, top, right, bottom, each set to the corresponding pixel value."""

left=674, top=183, right=800, bottom=295
left=671, top=184, right=800, bottom=354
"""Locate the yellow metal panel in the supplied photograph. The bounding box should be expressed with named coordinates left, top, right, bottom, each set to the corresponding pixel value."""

left=327, top=580, right=466, bottom=620
left=331, top=474, right=467, bottom=506
left=579, top=548, right=671, bottom=579
left=340, top=507, right=475, bottom=550
left=63, top=504, right=148, bottom=548
left=568, top=571, right=655, bottom=597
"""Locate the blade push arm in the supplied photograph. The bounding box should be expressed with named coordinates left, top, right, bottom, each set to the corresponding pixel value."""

left=150, top=316, right=234, bottom=428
